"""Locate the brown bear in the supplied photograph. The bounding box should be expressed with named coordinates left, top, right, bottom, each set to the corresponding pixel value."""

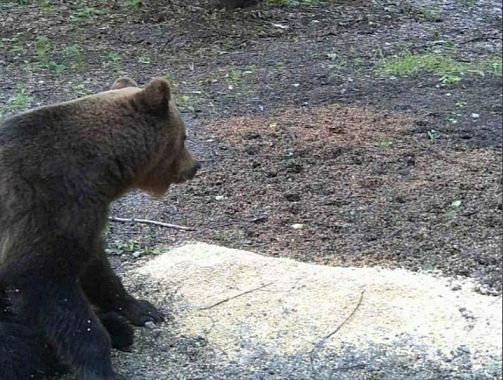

left=0, top=76, right=200, bottom=379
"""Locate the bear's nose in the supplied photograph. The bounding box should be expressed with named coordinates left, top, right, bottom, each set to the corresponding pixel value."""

left=183, top=162, right=201, bottom=181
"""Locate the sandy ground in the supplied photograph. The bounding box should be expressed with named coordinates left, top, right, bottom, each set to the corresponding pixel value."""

left=57, top=242, right=502, bottom=380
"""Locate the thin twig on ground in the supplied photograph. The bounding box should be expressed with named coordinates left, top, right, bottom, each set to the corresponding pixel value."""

left=309, top=289, right=366, bottom=372
left=319, top=289, right=365, bottom=343
left=109, top=216, right=195, bottom=231
left=199, top=282, right=274, bottom=311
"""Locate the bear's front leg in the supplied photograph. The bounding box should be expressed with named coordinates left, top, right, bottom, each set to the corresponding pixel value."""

left=10, top=275, right=119, bottom=380
left=80, top=249, right=165, bottom=326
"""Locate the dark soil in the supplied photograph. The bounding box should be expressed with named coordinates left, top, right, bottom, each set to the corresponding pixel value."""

left=1, top=0, right=501, bottom=293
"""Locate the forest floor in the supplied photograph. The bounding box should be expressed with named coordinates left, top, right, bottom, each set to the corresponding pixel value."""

left=0, top=0, right=501, bottom=294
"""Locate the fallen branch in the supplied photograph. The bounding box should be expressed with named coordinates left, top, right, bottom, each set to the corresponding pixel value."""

left=199, top=282, right=274, bottom=311
left=458, top=34, right=501, bottom=45
left=109, top=216, right=195, bottom=231
left=319, top=289, right=365, bottom=343
left=309, top=289, right=365, bottom=372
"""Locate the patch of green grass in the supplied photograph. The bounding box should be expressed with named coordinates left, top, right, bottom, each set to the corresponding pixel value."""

left=225, top=66, right=256, bottom=87
left=377, top=51, right=502, bottom=85
left=12, top=41, right=26, bottom=54
left=67, top=83, right=92, bottom=97
left=323, top=52, right=364, bottom=74
left=35, top=35, right=65, bottom=73
left=414, top=6, right=441, bottom=22
left=484, top=55, right=502, bottom=77
left=444, top=199, right=462, bottom=220
left=378, top=139, right=394, bottom=148
left=35, top=35, right=51, bottom=62
left=104, top=52, right=123, bottom=72
left=33, top=36, right=88, bottom=74
left=37, top=0, right=55, bottom=12
left=226, top=68, right=244, bottom=85
left=107, top=238, right=163, bottom=257
left=8, top=87, right=29, bottom=109
left=0, top=86, right=30, bottom=121
left=376, top=2, right=442, bottom=22
left=62, top=44, right=87, bottom=72
left=137, top=55, right=151, bottom=65
left=1, top=37, right=23, bottom=53
left=39, top=0, right=53, bottom=8
left=427, top=129, right=441, bottom=141
left=176, top=94, right=196, bottom=113
left=70, top=5, right=104, bottom=23
left=125, top=0, right=142, bottom=10
left=460, top=0, right=478, bottom=7
left=162, top=74, right=197, bottom=113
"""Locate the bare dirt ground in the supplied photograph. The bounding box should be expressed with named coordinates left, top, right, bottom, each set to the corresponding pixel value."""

left=0, top=0, right=501, bottom=294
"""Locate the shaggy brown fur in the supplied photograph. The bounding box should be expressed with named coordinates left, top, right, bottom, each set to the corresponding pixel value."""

left=0, top=76, right=200, bottom=379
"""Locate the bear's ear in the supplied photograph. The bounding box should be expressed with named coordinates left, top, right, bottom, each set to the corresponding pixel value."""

left=110, top=77, right=138, bottom=90
left=134, top=77, right=171, bottom=116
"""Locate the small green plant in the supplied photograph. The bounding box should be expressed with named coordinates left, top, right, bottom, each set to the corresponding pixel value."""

left=9, top=88, right=29, bottom=109
left=163, top=74, right=199, bottom=113
left=70, top=6, right=103, bottom=23
left=427, top=129, right=441, bottom=140
left=324, top=52, right=338, bottom=61
left=107, top=239, right=163, bottom=257
left=415, top=7, right=441, bottom=22
left=3, top=37, right=26, bottom=54
left=125, top=0, right=142, bottom=10
left=460, top=0, right=478, bottom=7
left=226, top=68, right=244, bottom=85
left=39, top=0, right=53, bottom=7
left=444, top=200, right=462, bottom=219
left=35, top=35, right=51, bottom=63
left=485, top=55, right=502, bottom=77
left=63, top=44, right=87, bottom=72
left=137, top=55, right=151, bottom=65
left=0, top=86, right=30, bottom=121
left=33, top=36, right=90, bottom=74
left=38, top=0, right=55, bottom=11
left=438, top=73, right=462, bottom=85
left=378, top=139, right=394, bottom=148
left=68, top=83, right=92, bottom=96
left=225, top=66, right=255, bottom=87
left=104, top=52, right=123, bottom=72
left=421, top=262, right=435, bottom=271
left=34, top=35, right=65, bottom=73
left=175, top=94, right=195, bottom=113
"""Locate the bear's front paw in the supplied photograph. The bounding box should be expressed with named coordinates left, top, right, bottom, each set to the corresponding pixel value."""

left=99, top=312, right=135, bottom=352
left=120, top=298, right=165, bottom=326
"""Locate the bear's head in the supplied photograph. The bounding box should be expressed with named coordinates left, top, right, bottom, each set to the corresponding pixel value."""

left=110, top=76, right=201, bottom=198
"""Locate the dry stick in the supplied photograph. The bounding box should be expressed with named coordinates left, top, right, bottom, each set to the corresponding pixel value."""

left=320, top=289, right=365, bottom=343
left=309, top=289, right=366, bottom=373
left=199, top=282, right=275, bottom=311
left=109, top=216, right=195, bottom=231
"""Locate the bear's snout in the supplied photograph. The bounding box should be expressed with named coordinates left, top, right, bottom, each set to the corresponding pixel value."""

left=182, top=161, right=201, bottom=181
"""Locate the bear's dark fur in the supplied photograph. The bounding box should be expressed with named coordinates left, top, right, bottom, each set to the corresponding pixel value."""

left=0, top=76, right=200, bottom=379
